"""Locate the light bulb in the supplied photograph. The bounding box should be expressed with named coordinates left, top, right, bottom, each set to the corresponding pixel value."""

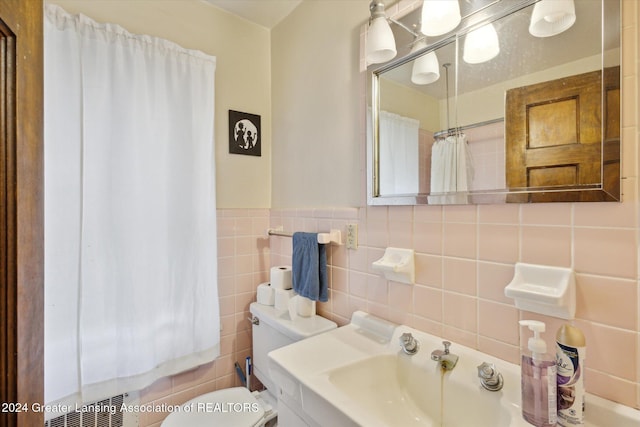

left=529, top=0, right=576, bottom=38
left=420, top=0, right=461, bottom=37
left=463, top=23, right=500, bottom=64
left=410, top=40, right=439, bottom=85
left=366, top=16, right=397, bottom=64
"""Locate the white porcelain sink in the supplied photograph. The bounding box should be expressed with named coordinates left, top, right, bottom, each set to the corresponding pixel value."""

left=268, top=311, right=640, bottom=427
left=327, top=353, right=512, bottom=426
left=327, top=354, right=440, bottom=426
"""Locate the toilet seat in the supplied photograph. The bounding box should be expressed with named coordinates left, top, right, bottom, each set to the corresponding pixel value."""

left=161, top=387, right=266, bottom=427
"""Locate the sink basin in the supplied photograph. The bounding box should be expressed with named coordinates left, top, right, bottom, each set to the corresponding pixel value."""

left=268, top=311, right=640, bottom=427
left=327, top=353, right=511, bottom=427
left=328, top=354, right=440, bottom=426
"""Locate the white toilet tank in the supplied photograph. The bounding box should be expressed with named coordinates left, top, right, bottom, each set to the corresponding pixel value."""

left=249, top=302, right=336, bottom=393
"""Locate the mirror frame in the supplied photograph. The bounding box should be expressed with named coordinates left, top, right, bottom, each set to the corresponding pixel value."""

left=367, top=0, right=621, bottom=206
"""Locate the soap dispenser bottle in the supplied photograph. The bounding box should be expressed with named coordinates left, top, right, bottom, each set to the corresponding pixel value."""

left=520, top=320, right=557, bottom=427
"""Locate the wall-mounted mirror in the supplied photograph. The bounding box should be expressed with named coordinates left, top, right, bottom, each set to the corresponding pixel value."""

left=367, top=0, right=621, bottom=205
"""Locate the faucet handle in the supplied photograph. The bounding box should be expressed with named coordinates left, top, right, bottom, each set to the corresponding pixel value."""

left=477, top=362, right=504, bottom=391
left=400, top=332, right=412, bottom=343
left=477, top=362, right=495, bottom=379
left=400, top=332, right=419, bottom=355
left=442, top=340, right=451, bottom=354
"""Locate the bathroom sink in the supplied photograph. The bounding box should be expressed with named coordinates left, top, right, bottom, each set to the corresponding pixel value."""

left=327, top=354, right=439, bottom=426
left=327, top=353, right=511, bottom=427
left=268, top=311, right=640, bottom=427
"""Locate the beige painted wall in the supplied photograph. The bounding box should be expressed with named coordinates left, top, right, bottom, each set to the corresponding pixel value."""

left=271, top=0, right=370, bottom=208
left=47, top=0, right=273, bottom=208
left=46, top=0, right=379, bottom=209
left=380, top=78, right=441, bottom=132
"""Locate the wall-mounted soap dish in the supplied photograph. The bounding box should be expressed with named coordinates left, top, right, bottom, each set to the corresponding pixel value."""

left=504, top=262, right=575, bottom=319
left=372, top=247, right=415, bottom=285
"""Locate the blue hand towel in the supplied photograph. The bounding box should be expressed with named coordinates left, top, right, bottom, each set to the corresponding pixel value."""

left=292, top=232, right=328, bottom=302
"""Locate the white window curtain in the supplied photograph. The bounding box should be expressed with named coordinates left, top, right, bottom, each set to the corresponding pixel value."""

left=44, top=4, right=219, bottom=409
left=377, top=110, right=420, bottom=195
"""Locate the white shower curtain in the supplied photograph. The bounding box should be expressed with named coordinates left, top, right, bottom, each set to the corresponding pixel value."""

left=429, top=133, right=474, bottom=204
left=44, top=4, right=219, bottom=408
left=378, top=110, right=420, bottom=195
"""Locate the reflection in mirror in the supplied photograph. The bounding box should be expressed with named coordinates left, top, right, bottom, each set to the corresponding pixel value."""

left=375, top=41, right=457, bottom=198
left=367, top=0, right=621, bottom=205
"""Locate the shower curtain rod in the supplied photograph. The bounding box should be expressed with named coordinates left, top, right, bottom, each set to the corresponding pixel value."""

left=433, top=117, right=504, bottom=139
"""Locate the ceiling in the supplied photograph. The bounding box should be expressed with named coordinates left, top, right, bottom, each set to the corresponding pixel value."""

left=381, top=0, right=619, bottom=99
left=204, top=0, right=303, bottom=29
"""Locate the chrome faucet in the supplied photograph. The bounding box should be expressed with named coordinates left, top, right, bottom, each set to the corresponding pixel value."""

left=431, top=341, right=458, bottom=370
left=477, top=362, right=504, bottom=391
left=399, top=332, right=419, bottom=355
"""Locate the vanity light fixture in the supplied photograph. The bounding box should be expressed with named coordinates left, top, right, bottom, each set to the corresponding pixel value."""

left=410, top=38, right=440, bottom=85
left=366, top=0, right=460, bottom=65
left=420, top=0, right=461, bottom=37
left=463, top=22, right=500, bottom=64
left=366, top=0, right=397, bottom=64
left=529, top=0, right=576, bottom=37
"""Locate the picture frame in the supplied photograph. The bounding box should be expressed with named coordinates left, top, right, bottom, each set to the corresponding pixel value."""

left=229, top=110, right=261, bottom=156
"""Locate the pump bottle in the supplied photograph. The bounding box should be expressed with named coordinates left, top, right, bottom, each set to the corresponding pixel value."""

left=520, top=320, right=557, bottom=427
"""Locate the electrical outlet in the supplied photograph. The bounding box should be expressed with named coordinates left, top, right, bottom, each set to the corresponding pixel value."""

left=346, top=224, right=358, bottom=250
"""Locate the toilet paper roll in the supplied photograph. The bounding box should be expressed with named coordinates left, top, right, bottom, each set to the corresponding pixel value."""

left=256, top=282, right=275, bottom=306
left=296, top=296, right=316, bottom=318
left=270, top=266, right=293, bottom=290
left=274, top=289, right=295, bottom=311
left=286, top=295, right=316, bottom=320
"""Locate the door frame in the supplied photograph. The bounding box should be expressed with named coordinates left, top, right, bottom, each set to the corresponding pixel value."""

left=0, top=0, right=44, bottom=426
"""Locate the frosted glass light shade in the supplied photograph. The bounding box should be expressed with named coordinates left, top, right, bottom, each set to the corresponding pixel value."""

left=420, top=0, right=461, bottom=36
left=366, top=16, right=397, bottom=64
left=410, top=40, right=439, bottom=85
left=463, top=23, right=500, bottom=64
left=529, top=0, right=576, bottom=37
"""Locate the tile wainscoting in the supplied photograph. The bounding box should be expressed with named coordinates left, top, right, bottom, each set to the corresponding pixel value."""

left=270, top=204, right=639, bottom=410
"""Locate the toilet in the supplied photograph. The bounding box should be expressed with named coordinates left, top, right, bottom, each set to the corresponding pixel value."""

left=161, top=302, right=337, bottom=427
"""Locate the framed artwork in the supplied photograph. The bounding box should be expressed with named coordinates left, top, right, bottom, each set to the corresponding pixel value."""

left=229, top=110, right=261, bottom=156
